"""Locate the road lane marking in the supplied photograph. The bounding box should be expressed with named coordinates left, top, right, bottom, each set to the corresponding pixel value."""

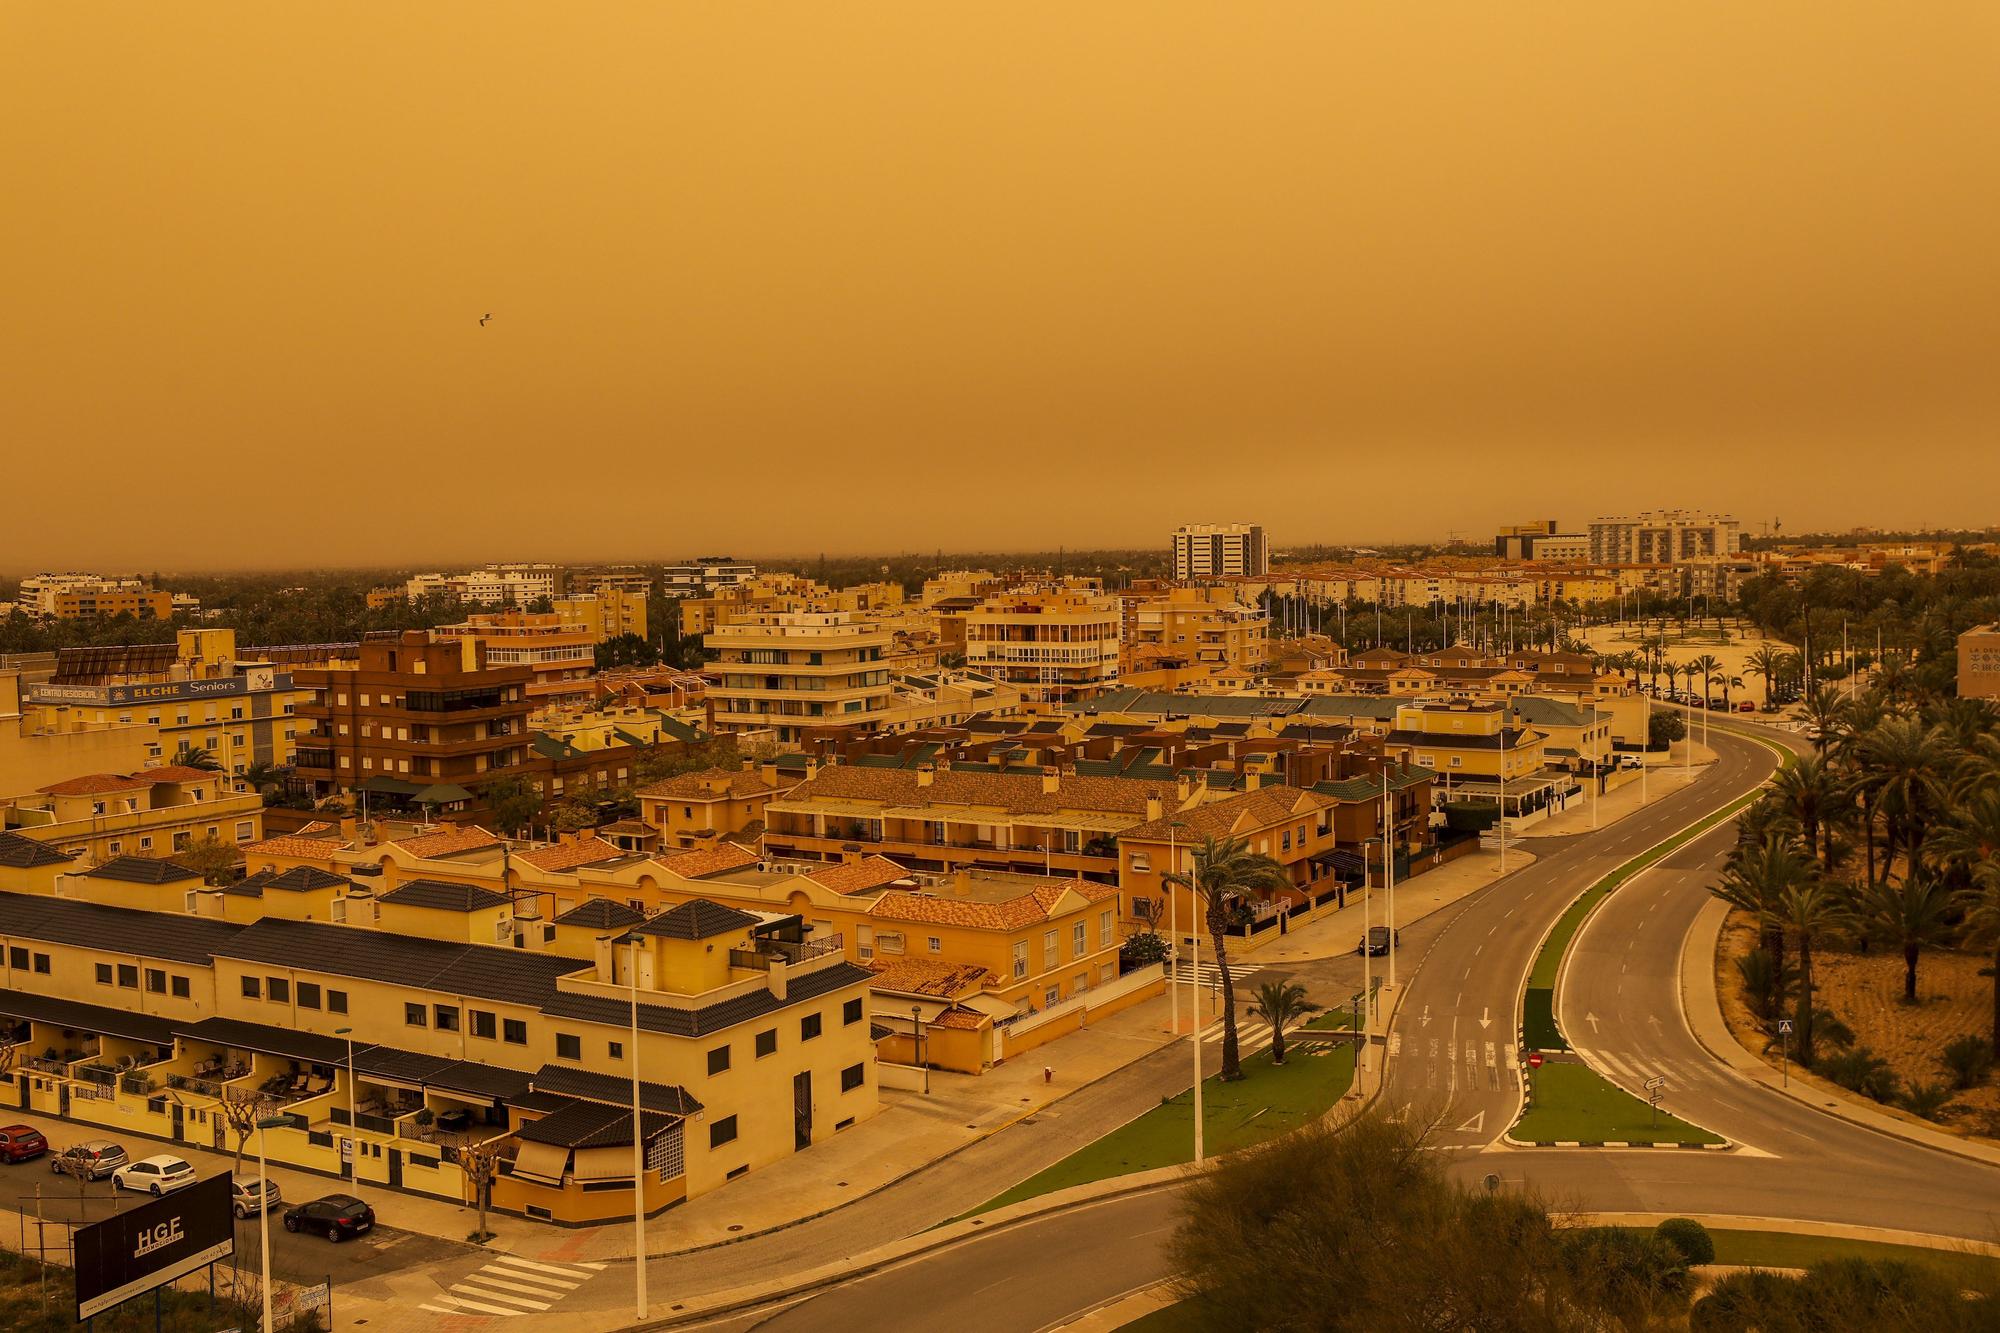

left=452, top=1284, right=551, bottom=1310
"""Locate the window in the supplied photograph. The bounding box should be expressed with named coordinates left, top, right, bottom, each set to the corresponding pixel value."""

left=800, top=1013, right=822, bottom=1042
left=608, top=1041, right=623, bottom=1060
left=405, top=1003, right=427, bottom=1028
left=709, top=1116, right=738, bottom=1149
left=926, top=936, right=942, bottom=954
left=328, top=990, right=348, bottom=1014
left=1129, top=851, right=1151, bottom=873
left=1043, top=929, right=1059, bottom=967
left=1281, top=831, right=1291, bottom=852
left=95, top=963, right=113, bottom=985
left=755, top=1029, right=777, bottom=1058
left=503, top=1019, right=527, bottom=1045
left=297, top=983, right=321, bottom=1010
left=171, top=976, right=191, bottom=999
left=841, top=1063, right=865, bottom=1093
left=117, top=964, right=139, bottom=988
left=267, top=978, right=290, bottom=1004
left=235, top=821, right=254, bottom=842
left=145, top=969, right=166, bottom=994
left=876, top=930, right=905, bottom=955
left=242, top=976, right=262, bottom=999
left=1012, top=941, right=1028, bottom=980
left=556, top=1033, right=581, bottom=1060
left=843, top=997, right=863, bottom=1026
left=434, top=1005, right=460, bottom=1032
left=707, top=1044, right=731, bottom=1075
left=1072, top=922, right=1087, bottom=958
left=1100, top=909, right=1114, bottom=948
left=1045, top=985, right=1061, bottom=1006
left=470, top=1010, right=496, bottom=1040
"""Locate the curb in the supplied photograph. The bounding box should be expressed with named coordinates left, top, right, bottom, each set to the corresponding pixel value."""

left=1502, top=1135, right=1730, bottom=1150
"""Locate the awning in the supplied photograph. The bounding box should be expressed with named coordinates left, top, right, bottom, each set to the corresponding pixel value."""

left=570, top=1147, right=634, bottom=1182
left=510, top=1141, right=569, bottom=1186
left=0, top=989, right=175, bottom=1046
left=413, top=784, right=474, bottom=805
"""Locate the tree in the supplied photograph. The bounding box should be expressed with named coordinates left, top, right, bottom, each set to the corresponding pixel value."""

left=1163, top=836, right=1291, bottom=1081
left=1778, top=879, right=1849, bottom=1064
left=1648, top=708, right=1685, bottom=749
left=1746, top=644, right=1792, bottom=707
left=1961, top=869, right=2000, bottom=1059
left=171, top=743, right=223, bottom=772
left=1714, top=836, right=1814, bottom=1023
left=175, top=833, right=240, bottom=885
left=1770, top=754, right=1843, bottom=873
left=1855, top=876, right=1954, bottom=1004
left=216, top=1085, right=275, bottom=1178
left=1689, top=652, right=1723, bottom=708
left=594, top=632, right=660, bottom=671
left=1248, top=980, right=1319, bottom=1065
left=1801, top=683, right=1853, bottom=756
left=457, top=1141, right=502, bottom=1243
left=1856, top=718, right=1952, bottom=881
left=482, top=775, right=543, bottom=836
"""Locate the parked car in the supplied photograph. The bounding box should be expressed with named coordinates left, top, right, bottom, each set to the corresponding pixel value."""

left=113, top=1155, right=196, bottom=1196
left=51, top=1140, right=127, bottom=1180
left=0, top=1126, right=48, bottom=1163
left=1355, top=926, right=1402, bottom=957
left=231, top=1174, right=283, bottom=1218
left=283, top=1194, right=375, bottom=1243
left=1738, top=701, right=1756, bottom=713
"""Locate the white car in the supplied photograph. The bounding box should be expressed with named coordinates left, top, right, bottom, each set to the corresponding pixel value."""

left=113, top=1155, right=196, bottom=1197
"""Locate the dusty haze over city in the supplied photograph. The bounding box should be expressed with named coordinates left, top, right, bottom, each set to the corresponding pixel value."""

left=5, top=1, right=1997, bottom=569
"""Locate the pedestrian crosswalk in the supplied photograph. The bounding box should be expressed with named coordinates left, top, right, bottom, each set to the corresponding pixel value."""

left=418, top=1253, right=607, bottom=1319
left=1197, top=1017, right=1274, bottom=1051
left=1173, top=959, right=1265, bottom=989
left=1583, top=1049, right=1717, bottom=1096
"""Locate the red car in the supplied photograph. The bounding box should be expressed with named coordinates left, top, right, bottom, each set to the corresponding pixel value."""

left=0, top=1126, right=49, bottom=1163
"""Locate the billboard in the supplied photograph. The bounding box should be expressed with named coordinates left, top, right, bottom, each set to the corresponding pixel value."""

left=27, top=672, right=291, bottom=707
left=74, top=1174, right=234, bottom=1320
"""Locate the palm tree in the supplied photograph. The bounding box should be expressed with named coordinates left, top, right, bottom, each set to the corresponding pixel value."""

left=1801, top=684, right=1852, bottom=756
left=1778, top=879, right=1848, bottom=1064
left=1249, top=980, right=1320, bottom=1065
left=1713, top=836, right=1814, bottom=1021
left=171, top=743, right=223, bottom=772
left=1958, top=868, right=2000, bottom=1059
left=1688, top=653, right=1723, bottom=710
left=1719, top=673, right=1742, bottom=713
left=1164, top=836, right=1292, bottom=1080
left=1857, top=718, right=1952, bottom=882
left=1746, top=644, right=1789, bottom=709
left=1771, top=755, right=1843, bottom=874
left=1855, top=875, right=1956, bottom=1004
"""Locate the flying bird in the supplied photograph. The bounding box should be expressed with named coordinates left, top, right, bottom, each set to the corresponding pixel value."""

left=479, top=313, right=492, bottom=326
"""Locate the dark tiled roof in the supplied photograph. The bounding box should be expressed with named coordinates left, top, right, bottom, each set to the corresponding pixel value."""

left=225, top=871, right=278, bottom=898
left=379, top=879, right=511, bottom=913
left=215, top=919, right=584, bottom=1006
left=0, top=891, right=242, bottom=965
left=538, top=960, right=873, bottom=1039
left=553, top=899, right=645, bottom=930
left=628, top=899, right=756, bottom=941
left=85, top=855, right=203, bottom=885
left=267, top=867, right=351, bottom=893
left=514, top=1099, right=678, bottom=1149
left=173, top=1016, right=354, bottom=1066
left=527, top=1064, right=702, bottom=1116
left=0, top=833, right=74, bottom=870
left=0, top=987, right=175, bottom=1045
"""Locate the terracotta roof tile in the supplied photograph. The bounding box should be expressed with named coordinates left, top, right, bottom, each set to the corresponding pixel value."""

left=517, top=837, right=624, bottom=872
left=868, top=876, right=1112, bottom=931
left=927, top=1005, right=988, bottom=1031
left=241, top=834, right=349, bottom=860
left=866, top=957, right=990, bottom=997
left=652, top=842, right=760, bottom=880
left=807, top=856, right=911, bottom=896
left=392, top=826, right=502, bottom=859
left=637, top=767, right=783, bottom=800
left=37, top=773, right=156, bottom=796
left=780, top=766, right=1162, bottom=818
left=1120, top=785, right=1333, bottom=844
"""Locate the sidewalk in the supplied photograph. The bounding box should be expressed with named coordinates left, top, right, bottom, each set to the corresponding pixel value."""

left=1682, top=895, right=2000, bottom=1170
left=1249, top=844, right=1537, bottom=965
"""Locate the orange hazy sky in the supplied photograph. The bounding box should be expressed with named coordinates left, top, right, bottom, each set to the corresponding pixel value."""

left=4, top=3, right=1997, bottom=570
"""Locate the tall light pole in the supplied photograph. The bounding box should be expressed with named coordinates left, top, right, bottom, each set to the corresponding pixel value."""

left=1166, top=820, right=1182, bottom=1035
left=1190, top=881, right=1205, bottom=1166
left=628, top=937, right=648, bottom=1322
left=334, top=1026, right=356, bottom=1183
left=254, top=1113, right=287, bottom=1333
left=1382, top=768, right=1396, bottom=993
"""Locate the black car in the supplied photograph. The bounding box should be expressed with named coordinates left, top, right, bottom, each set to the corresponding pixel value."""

left=1355, top=926, right=1401, bottom=957
left=283, top=1194, right=375, bottom=1243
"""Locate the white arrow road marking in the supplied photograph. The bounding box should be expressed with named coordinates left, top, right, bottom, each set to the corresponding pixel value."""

left=1454, top=1110, right=1485, bottom=1134
left=1586, top=1012, right=1600, bottom=1033
left=1478, top=1007, right=1493, bottom=1029
left=1420, top=1006, right=1432, bottom=1027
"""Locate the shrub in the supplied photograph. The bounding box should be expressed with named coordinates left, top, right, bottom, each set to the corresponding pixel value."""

left=1120, top=932, right=1170, bottom=968
left=1942, top=1034, right=1995, bottom=1090
left=1653, top=1217, right=1716, bottom=1266
left=1734, top=949, right=1784, bottom=1021
left=1897, top=1080, right=1955, bottom=1121
left=1814, top=1047, right=1900, bottom=1103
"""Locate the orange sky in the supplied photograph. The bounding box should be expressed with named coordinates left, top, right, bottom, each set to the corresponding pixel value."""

left=4, top=3, right=1997, bottom=570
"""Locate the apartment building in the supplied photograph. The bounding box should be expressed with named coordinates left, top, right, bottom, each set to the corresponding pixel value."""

left=550, top=589, right=648, bottom=643
left=1124, top=588, right=1270, bottom=675
left=1172, top=523, right=1269, bottom=580
left=639, top=766, right=798, bottom=848
left=705, top=613, right=894, bottom=745
left=1587, top=510, right=1742, bottom=565
left=290, top=632, right=532, bottom=811
left=963, top=589, right=1121, bottom=707
left=0, top=874, right=876, bottom=1224
left=663, top=558, right=757, bottom=597
left=566, top=566, right=655, bottom=598
left=13, top=573, right=173, bottom=621
left=438, top=611, right=598, bottom=711
left=1, top=767, right=263, bottom=866
left=1960, top=625, right=2000, bottom=700
left=405, top=565, right=564, bottom=606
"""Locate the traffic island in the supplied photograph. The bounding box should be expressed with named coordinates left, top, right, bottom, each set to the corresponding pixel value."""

left=1511, top=1062, right=1724, bottom=1147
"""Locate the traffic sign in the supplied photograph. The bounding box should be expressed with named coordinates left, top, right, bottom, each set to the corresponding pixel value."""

left=1645, top=1074, right=1667, bottom=1090
left=1777, top=1019, right=1794, bottom=1035
left=1527, top=1052, right=1544, bottom=1068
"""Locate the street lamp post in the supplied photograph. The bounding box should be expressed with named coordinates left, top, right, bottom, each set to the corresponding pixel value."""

left=1190, top=889, right=1204, bottom=1166
left=334, top=1027, right=355, bottom=1182
left=1382, top=769, right=1396, bottom=993
left=1167, top=820, right=1179, bottom=1035
left=254, top=1113, right=288, bottom=1333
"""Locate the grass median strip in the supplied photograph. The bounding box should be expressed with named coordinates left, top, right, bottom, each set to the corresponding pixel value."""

left=1696, top=1228, right=2000, bottom=1283
left=963, top=1036, right=1356, bottom=1218
left=1515, top=1062, right=1722, bottom=1145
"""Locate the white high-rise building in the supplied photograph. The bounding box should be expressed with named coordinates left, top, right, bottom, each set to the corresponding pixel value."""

left=1587, top=511, right=1741, bottom=566
left=1172, top=523, right=1269, bottom=580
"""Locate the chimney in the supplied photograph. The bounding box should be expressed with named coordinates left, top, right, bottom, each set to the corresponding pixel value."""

left=915, top=763, right=935, bottom=787
left=1246, top=770, right=1264, bottom=791
left=1176, top=772, right=1193, bottom=802
left=339, top=817, right=358, bottom=842
left=1041, top=765, right=1060, bottom=795
left=1145, top=791, right=1163, bottom=822
left=593, top=933, right=616, bottom=983
left=840, top=842, right=863, bottom=865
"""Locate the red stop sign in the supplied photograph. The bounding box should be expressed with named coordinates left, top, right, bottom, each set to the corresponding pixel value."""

left=1528, top=1052, right=1544, bottom=1068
